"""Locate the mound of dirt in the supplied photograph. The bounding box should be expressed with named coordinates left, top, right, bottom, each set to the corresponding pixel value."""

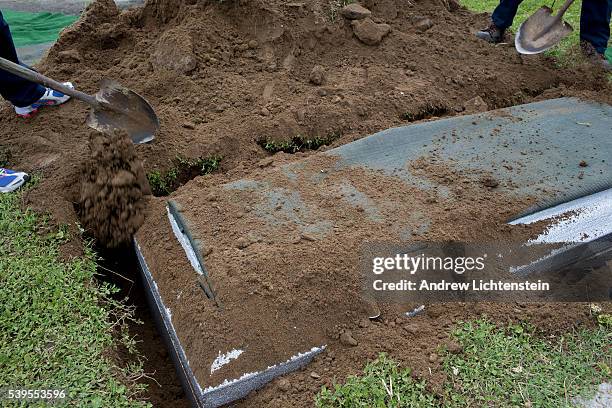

left=78, top=131, right=148, bottom=248
left=1, top=0, right=609, bottom=231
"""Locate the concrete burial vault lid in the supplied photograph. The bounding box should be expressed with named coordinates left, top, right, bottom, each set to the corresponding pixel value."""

left=134, top=97, right=612, bottom=406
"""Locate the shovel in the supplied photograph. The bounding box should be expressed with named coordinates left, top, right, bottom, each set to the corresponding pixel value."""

left=0, top=56, right=159, bottom=144
left=515, top=0, right=576, bottom=55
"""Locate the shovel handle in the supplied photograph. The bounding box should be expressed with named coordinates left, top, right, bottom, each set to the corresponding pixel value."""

left=556, top=0, right=576, bottom=19
left=0, top=56, right=99, bottom=107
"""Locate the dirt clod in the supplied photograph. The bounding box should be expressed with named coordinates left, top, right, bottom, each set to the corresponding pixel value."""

left=414, top=17, right=434, bottom=32
left=152, top=27, right=197, bottom=74
left=309, top=65, right=326, bottom=86
left=78, top=131, right=148, bottom=248
left=463, top=95, right=489, bottom=114
left=278, top=378, right=291, bottom=392
left=341, top=4, right=372, bottom=20
left=482, top=176, right=500, bottom=188
left=351, top=18, right=391, bottom=45
left=340, top=331, right=358, bottom=347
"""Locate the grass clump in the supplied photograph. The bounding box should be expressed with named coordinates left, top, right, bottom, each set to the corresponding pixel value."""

left=0, top=191, right=148, bottom=407
left=258, top=133, right=339, bottom=154
left=316, top=353, right=437, bottom=407
left=316, top=319, right=611, bottom=407
left=147, top=155, right=222, bottom=196
left=444, top=319, right=611, bottom=407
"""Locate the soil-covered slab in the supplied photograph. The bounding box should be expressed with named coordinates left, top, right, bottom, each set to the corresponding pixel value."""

left=135, top=98, right=612, bottom=405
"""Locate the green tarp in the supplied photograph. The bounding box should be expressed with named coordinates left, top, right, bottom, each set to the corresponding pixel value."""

left=3, top=10, right=77, bottom=47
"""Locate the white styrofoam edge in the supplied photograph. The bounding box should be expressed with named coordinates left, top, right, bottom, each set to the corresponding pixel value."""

left=202, top=346, right=327, bottom=394
left=211, top=349, right=245, bottom=375
left=167, top=206, right=204, bottom=275
left=510, top=188, right=612, bottom=243
left=405, top=305, right=425, bottom=317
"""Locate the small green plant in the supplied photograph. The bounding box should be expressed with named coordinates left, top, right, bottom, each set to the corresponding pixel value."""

left=258, top=133, right=339, bottom=154
left=316, top=353, right=437, bottom=407
left=147, top=155, right=222, bottom=196
left=176, top=155, right=222, bottom=175
left=147, top=170, right=172, bottom=196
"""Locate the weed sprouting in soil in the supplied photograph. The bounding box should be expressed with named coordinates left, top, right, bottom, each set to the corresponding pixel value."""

left=147, top=156, right=222, bottom=196
left=258, top=133, right=340, bottom=154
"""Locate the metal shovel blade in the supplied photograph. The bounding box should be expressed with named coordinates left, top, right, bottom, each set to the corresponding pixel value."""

left=87, top=79, right=159, bottom=144
left=515, top=6, right=573, bottom=54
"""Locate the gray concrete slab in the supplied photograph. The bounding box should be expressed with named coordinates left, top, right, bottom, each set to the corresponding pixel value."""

left=329, top=97, right=612, bottom=218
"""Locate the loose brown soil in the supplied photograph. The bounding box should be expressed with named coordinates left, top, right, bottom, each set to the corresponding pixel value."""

left=78, top=131, right=149, bottom=247
left=1, top=0, right=611, bottom=406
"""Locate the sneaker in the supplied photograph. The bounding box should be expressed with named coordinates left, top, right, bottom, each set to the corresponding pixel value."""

left=14, top=82, right=74, bottom=118
left=0, top=168, right=30, bottom=193
left=581, top=41, right=611, bottom=72
left=476, top=22, right=505, bottom=44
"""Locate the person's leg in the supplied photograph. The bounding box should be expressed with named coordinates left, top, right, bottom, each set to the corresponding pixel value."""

left=491, top=0, right=524, bottom=31
left=0, top=11, right=46, bottom=108
left=477, top=0, right=523, bottom=43
left=580, top=0, right=611, bottom=55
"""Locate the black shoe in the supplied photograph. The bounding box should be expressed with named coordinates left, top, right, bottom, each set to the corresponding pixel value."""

left=581, top=41, right=611, bottom=72
left=476, top=22, right=505, bottom=43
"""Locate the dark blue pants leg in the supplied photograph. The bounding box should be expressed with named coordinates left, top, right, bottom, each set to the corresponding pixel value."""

left=492, top=0, right=524, bottom=30
left=580, top=0, right=611, bottom=54
left=0, top=10, right=45, bottom=107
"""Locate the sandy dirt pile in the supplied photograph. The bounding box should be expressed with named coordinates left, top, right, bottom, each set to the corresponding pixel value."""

left=78, top=131, right=148, bottom=247
left=1, top=0, right=609, bottom=231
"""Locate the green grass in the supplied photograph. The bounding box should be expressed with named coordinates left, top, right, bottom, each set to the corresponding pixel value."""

left=147, top=155, right=222, bottom=196
left=316, top=353, right=438, bottom=407
left=460, top=0, right=612, bottom=63
left=0, top=191, right=149, bottom=407
left=316, top=319, right=611, bottom=407
left=258, top=133, right=340, bottom=154
left=443, top=320, right=611, bottom=407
